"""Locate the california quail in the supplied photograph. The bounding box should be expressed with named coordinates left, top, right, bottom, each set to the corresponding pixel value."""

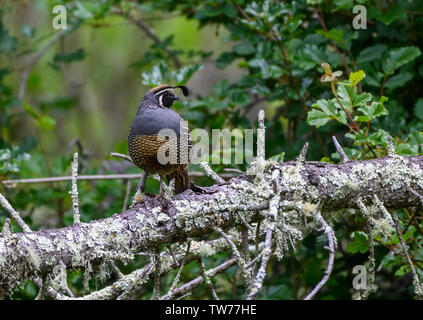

left=128, top=84, right=191, bottom=194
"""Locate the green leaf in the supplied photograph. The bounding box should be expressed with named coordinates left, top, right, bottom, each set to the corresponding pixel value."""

left=414, top=99, right=423, bottom=120
left=316, top=29, right=343, bottom=46
left=233, top=42, right=255, bottom=56
left=294, top=45, right=326, bottom=71
left=353, top=92, right=372, bottom=107
left=356, top=101, right=388, bottom=122
left=74, top=1, right=94, bottom=19
left=269, top=65, right=285, bottom=78
left=223, top=3, right=238, bottom=18
left=248, top=58, right=269, bottom=78
left=376, top=7, right=406, bottom=25
left=395, top=143, right=416, bottom=156
left=142, top=62, right=169, bottom=86
left=336, top=84, right=352, bottom=109
left=307, top=109, right=332, bottom=127
left=216, top=52, right=236, bottom=69
left=229, top=89, right=250, bottom=105
left=384, top=72, right=413, bottom=90
left=23, top=101, right=39, bottom=119
left=267, top=284, right=292, bottom=299
left=347, top=231, right=369, bottom=254
left=173, top=64, right=203, bottom=85
left=313, top=99, right=338, bottom=117
left=357, top=44, right=387, bottom=64
left=332, top=0, right=354, bottom=11
left=314, top=99, right=337, bottom=116
left=201, top=5, right=222, bottom=17
left=0, top=21, right=19, bottom=54
left=363, top=72, right=383, bottom=87
left=270, top=151, right=285, bottom=162
left=54, top=49, right=85, bottom=64
left=141, top=63, right=202, bottom=86
left=213, top=79, right=230, bottom=97
left=349, top=70, right=365, bottom=87
left=39, top=115, right=56, bottom=131
left=0, top=148, right=11, bottom=162
left=395, top=265, right=410, bottom=277
left=354, top=129, right=389, bottom=147
left=383, top=46, right=421, bottom=75
left=320, top=157, right=333, bottom=163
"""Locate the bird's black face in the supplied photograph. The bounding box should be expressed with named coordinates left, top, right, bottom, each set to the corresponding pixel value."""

left=155, top=89, right=178, bottom=108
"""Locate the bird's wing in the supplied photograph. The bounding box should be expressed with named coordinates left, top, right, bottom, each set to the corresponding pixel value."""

left=130, top=107, right=184, bottom=137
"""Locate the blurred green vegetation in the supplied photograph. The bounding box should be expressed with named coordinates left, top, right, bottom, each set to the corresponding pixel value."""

left=1, top=0, right=423, bottom=299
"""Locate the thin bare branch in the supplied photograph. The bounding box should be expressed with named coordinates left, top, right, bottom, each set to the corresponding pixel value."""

left=2, top=171, right=234, bottom=188
left=257, top=110, right=266, bottom=161
left=0, top=192, right=31, bottom=233
left=214, top=227, right=251, bottom=288
left=387, top=136, right=397, bottom=157
left=111, top=8, right=182, bottom=68
left=70, top=153, right=80, bottom=225
left=151, top=253, right=161, bottom=300
left=236, top=212, right=254, bottom=233
left=391, top=212, right=423, bottom=299
left=297, top=142, right=309, bottom=163
left=161, top=258, right=237, bottom=300
left=122, top=179, right=131, bottom=212
left=59, top=260, right=76, bottom=298
left=18, top=29, right=69, bottom=100
left=199, top=162, right=225, bottom=184
left=200, top=258, right=219, bottom=300
left=247, top=222, right=274, bottom=300
left=332, top=136, right=349, bottom=163
left=110, top=152, right=134, bottom=163
left=409, top=187, right=423, bottom=206
left=1, top=218, right=11, bottom=237
left=168, top=241, right=191, bottom=294
left=361, top=223, right=376, bottom=300
left=304, top=212, right=336, bottom=300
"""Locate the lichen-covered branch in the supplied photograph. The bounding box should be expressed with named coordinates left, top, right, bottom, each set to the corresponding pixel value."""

left=1, top=152, right=423, bottom=296
left=72, top=237, right=237, bottom=300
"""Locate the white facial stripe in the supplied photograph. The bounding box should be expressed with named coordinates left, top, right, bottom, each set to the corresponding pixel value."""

left=158, top=95, right=164, bottom=107
left=154, top=88, right=173, bottom=96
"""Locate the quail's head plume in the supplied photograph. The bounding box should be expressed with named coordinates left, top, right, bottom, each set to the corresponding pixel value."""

left=128, top=85, right=191, bottom=197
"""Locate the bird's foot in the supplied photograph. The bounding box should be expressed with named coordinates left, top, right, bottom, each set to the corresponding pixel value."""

left=190, top=182, right=217, bottom=194
left=130, top=189, right=145, bottom=208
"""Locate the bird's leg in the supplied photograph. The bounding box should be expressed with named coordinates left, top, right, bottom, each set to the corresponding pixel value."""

left=156, top=177, right=170, bottom=200
left=131, top=172, right=147, bottom=205
left=137, top=172, right=147, bottom=192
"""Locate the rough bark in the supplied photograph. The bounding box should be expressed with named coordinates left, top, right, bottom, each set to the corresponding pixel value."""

left=1, top=155, right=423, bottom=294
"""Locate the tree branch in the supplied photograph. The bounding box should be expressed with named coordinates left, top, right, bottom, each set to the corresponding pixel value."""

left=1, top=154, right=423, bottom=295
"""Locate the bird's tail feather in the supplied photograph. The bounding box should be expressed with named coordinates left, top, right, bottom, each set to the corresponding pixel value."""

left=165, top=167, right=190, bottom=194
